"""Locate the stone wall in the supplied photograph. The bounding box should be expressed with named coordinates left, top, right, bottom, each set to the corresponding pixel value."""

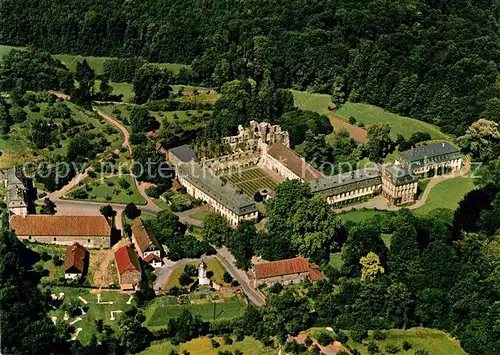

left=18, top=234, right=111, bottom=248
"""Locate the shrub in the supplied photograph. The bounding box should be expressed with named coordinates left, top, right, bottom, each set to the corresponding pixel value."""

left=348, top=116, right=356, bottom=124
left=402, top=341, right=412, bottom=350
left=414, top=350, right=429, bottom=355
left=210, top=339, right=220, bottom=349
left=351, top=325, right=368, bottom=343
left=223, top=334, right=233, bottom=345
left=317, top=333, right=333, bottom=346
left=118, top=178, right=131, bottom=189
left=305, top=336, right=313, bottom=347
left=367, top=341, right=380, bottom=355
left=269, top=282, right=283, bottom=294
left=40, top=251, right=51, bottom=262
left=385, top=344, right=400, bottom=354
left=72, top=189, right=89, bottom=199
left=146, top=186, right=160, bottom=198
left=372, top=329, right=386, bottom=340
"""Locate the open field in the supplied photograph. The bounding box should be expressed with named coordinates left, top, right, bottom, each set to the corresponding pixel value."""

left=336, top=102, right=451, bottom=140
left=47, top=286, right=133, bottom=345
left=291, top=90, right=451, bottom=142
left=0, top=45, right=190, bottom=75
left=94, top=80, right=135, bottom=102
left=224, top=168, right=278, bottom=197
left=0, top=101, right=122, bottom=168
left=413, top=177, right=476, bottom=215
left=140, top=336, right=274, bottom=355
left=346, top=328, right=467, bottom=355
left=67, top=175, right=146, bottom=205
left=145, top=295, right=246, bottom=326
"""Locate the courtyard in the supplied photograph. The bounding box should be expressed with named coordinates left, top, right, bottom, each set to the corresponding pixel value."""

left=224, top=167, right=278, bottom=197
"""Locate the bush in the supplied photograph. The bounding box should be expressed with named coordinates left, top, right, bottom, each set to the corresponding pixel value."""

left=269, top=282, right=283, bottom=294
left=367, top=341, right=380, bottom=355
left=71, top=189, right=89, bottom=199
left=372, top=330, right=386, bottom=340
left=317, top=333, right=333, bottom=346
left=223, top=334, right=232, bottom=345
left=402, top=341, right=412, bottom=350
left=305, top=336, right=313, bottom=347
left=211, top=338, right=220, bottom=349
left=348, top=116, right=356, bottom=124
left=146, top=186, right=160, bottom=198
left=223, top=271, right=233, bottom=284
left=351, top=325, right=368, bottom=343
left=124, top=202, right=141, bottom=219
left=385, top=344, right=400, bottom=354
left=40, top=251, right=51, bottom=262
left=414, top=350, right=429, bottom=355
left=230, top=280, right=240, bottom=287
left=118, top=178, right=131, bottom=189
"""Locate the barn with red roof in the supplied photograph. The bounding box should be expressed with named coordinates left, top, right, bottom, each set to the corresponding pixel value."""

left=114, top=245, right=142, bottom=292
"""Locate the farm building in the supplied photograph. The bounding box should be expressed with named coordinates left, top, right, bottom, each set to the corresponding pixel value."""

left=10, top=215, right=112, bottom=248
left=114, top=245, right=142, bottom=292
left=64, top=243, right=88, bottom=280
left=131, top=220, right=162, bottom=268
left=252, top=257, right=323, bottom=287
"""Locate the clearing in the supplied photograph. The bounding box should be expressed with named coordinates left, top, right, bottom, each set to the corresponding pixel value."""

left=164, top=256, right=228, bottom=290
left=224, top=167, right=278, bottom=197
left=145, top=294, right=246, bottom=326
left=336, top=102, right=451, bottom=140
left=291, top=90, right=451, bottom=142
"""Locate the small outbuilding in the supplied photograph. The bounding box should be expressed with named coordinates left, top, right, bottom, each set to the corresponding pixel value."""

left=64, top=243, right=88, bottom=280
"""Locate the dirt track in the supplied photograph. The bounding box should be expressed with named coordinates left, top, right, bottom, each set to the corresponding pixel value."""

left=329, top=115, right=368, bottom=144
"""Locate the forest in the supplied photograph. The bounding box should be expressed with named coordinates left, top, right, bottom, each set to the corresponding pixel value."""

left=0, top=0, right=498, bottom=135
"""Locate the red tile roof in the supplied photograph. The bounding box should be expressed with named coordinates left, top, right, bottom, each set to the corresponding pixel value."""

left=267, top=143, right=323, bottom=181
left=144, top=254, right=162, bottom=263
left=114, top=246, right=141, bottom=275
left=10, top=215, right=111, bottom=237
left=308, top=264, right=324, bottom=282
left=64, top=243, right=87, bottom=274
left=131, top=220, right=161, bottom=255
left=255, top=257, right=310, bottom=279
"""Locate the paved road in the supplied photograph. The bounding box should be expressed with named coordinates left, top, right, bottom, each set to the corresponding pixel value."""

left=216, top=247, right=266, bottom=306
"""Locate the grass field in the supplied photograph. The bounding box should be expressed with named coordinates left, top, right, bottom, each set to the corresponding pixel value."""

left=0, top=45, right=190, bottom=75
left=337, top=209, right=390, bottom=223
left=224, top=168, right=278, bottom=197
left=47, top=286, right=133, bottom=345
left=291, top=90, right=451, bottom=141
left=145, top=295, right=246, bottom=326
left=413, top=177, right=475, bottom=215
left=0, top=101, right=122, bottom=168
left=67, top=175, right=146, bottom=205
left=336, top=102, right=451, bottom=140
left=346, top=328, right=467, bottom=355
left=140, top=336, right=274, bottom=355
left=94, top=80, right=135, bottom=102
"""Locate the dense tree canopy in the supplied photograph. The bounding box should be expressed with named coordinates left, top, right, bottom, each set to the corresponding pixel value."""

left=1, top=0, right=497, bottom=134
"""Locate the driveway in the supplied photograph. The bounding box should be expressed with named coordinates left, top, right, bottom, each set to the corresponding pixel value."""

left=216, top=247, right=266, bottom=306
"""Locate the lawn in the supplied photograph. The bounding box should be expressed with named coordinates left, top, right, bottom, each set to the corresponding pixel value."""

left=291, top=90, right=451, bottom=141
left=29, top=243, right=67, bottom=281
left=165, top=256, right=227, bottom=290
left=0, top=101, right=122, bottom=168
left=190, top=211, right=211, bottom=222
left=224, top=168, right=278, bottom=197
left=336, top=102, right=451, bottom=140
left=337, top=209, right=390, bottom=223
left=152, top=62, right=191, bottom=74
left=345, top=327, right=466, bottom=355
left=0, top=44, right=24, bottom=59
left=145, top=295, right=246, bottom=326
left=46, top=286, right=134, bottom=345
left=291, top=90, right=332, bottom=115
left=140, top=336, right=274, bottom=355
left=94, top=80, right=135, bottom=102
left=413, top=177, right=475, bottom=215
left=67, top=175, right=146, bottom=205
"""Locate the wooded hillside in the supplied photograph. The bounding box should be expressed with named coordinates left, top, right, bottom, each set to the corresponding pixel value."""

left=0, top=0, right=498, bottom=135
